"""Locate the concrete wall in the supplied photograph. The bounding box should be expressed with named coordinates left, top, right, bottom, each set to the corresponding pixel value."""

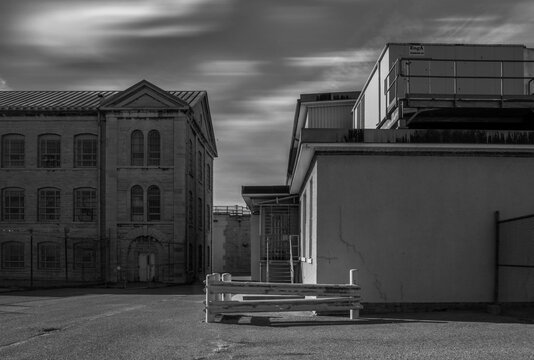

left=250, top=214, right=260, bottom=281
left=314, top=152, right=534, bottom=303
left=212, top=213, right=251, bottom=275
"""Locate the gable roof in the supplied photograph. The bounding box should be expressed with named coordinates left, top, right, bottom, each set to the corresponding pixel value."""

left=0, top=80, right=205, bottom=111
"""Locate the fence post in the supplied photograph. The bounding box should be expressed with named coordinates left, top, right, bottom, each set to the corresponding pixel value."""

left=222, top=273, right=232, bottom=301
left=205, top=273, right=220, bottom=323
left=350, top=269, right=359, bottom=320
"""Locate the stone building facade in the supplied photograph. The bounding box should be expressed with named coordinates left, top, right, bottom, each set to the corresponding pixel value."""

left=0, top=80, right=217, bottom=286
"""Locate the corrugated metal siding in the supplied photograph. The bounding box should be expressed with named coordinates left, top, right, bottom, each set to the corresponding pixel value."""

left=0, top=90, right=204, bottom=110
left=307, top=105, right=353, bottom=128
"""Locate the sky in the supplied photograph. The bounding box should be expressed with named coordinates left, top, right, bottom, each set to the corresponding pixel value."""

left=2, top=0, right=534, bottom=206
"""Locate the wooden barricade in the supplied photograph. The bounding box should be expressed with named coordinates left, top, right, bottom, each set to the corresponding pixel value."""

left=205, top=269, right=362, bottom=323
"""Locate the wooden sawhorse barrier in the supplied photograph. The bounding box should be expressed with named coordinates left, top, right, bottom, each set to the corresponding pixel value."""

left=204, top=269, right=362, bottom=323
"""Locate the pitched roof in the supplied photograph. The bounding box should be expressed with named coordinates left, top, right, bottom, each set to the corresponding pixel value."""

left=0, top=89, right=205, bottom=111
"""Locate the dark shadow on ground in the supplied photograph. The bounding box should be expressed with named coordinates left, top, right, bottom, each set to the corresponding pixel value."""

left=0, top=283, right=205, bottom=297
left=215, top=308, right=534, bottom=327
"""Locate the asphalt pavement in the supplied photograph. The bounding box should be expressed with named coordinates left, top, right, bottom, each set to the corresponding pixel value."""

left=0, top=285, right=533, bottom=359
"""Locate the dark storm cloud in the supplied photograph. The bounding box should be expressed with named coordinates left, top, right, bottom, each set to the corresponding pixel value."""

left=2, top=0, right=534, bottom=204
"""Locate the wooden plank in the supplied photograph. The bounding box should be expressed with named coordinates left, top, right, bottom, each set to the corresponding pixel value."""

left=208, top=298, right=363, bottom=314
left=208, top=281, right=360, bottom=297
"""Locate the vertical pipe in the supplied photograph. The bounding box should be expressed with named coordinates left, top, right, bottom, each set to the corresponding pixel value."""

left=494, top=211, right=500, bottom=304
left=453, top=61, right=457, bottom=95
left=350, top=269, right=359, bottom=320
left=64, top=227, right=69, bottom=282
left=500, top=61, right=504, bottom=96
left=30, top=229, right=33, bottom=288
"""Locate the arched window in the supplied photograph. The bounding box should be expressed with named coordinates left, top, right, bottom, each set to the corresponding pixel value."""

left=131, top=130, right=144, bottom=166
left=38, top=242, right=60, bottom=269
left=147, top=185, right=161, bottom=221
left=147, top=130, right=160, bottom=166
left=38, top=188, right=60, bottom=222
left=38, top=134, right=61, bottom=168
left=198, top=244, right=203, bottom=271
left=131, top=185, right=144, bottom=221
left=1, top=242, right=24, bottom=269
left=74, top=134, right=97, bottom=167
left=2, top=187, right=24, bottom=221
left=206, top=204, right=211, bottom=232
left=74, top=187, right=96, bottom=222
left=2, top=134, right=25, bottom=168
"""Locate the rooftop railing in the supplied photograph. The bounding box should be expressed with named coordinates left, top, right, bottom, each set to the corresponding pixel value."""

left=213, top=205, right=251, bottom=216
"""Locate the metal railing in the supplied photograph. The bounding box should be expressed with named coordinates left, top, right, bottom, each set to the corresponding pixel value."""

left=385, top=57, right=534, bottom=110
left=213, top=205, right=251, bottom=216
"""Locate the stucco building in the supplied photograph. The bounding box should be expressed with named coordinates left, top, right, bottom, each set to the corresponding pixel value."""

left=244, top=43, right=534, bottom=308
left=0, top=80, right=217, bottom=286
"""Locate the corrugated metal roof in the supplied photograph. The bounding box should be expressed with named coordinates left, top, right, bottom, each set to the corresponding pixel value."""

left=0, top=90, right=205, bottom=111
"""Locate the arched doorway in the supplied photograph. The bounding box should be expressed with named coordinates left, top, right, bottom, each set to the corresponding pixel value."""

left=127, top=236, right=161, bottom=282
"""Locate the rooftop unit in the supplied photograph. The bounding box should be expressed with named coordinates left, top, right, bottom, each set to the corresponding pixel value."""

left=354, top=43, right=534, bottom=130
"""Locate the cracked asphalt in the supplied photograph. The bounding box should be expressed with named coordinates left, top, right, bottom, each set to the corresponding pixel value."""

left=0, top=286, right=533, bottom=359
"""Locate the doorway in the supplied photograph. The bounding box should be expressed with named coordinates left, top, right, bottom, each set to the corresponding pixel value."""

left=138, top=253, right=156, bottom=282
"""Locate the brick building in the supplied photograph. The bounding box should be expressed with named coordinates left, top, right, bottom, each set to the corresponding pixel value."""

left=0, top=80, right=217, bottom=286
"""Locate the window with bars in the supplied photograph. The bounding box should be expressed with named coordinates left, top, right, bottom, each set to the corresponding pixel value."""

left=38, top=188, right=60, bottom=222
left=131, top=185, right=144, bottom=221
left=74, top=188, right=96, bottom=222
left=74, top=134, right=97, bottom=167
left=38, top=242, right=60, bottom=269
left=1, top=242, right=24, bottom=269
left=38, top=134, right=61, bottom=168
left=74, top=243, right=96, bottom=269
left=198, top=197, right=203, bottom=230
left=147, top=185, right=161, bottom=221
left=2, top=134, right=25, bottom=168
left=188, top=139, right=194, bottom=175
left=131, top=130, right=144, bottom=166
left=206, top=164, right=211, bottom=190
left=2, top=188, right=24, bottom=221
left=197, top=151, right=203, bottom=182
left=147, top=130, right=160, bottom=166
left=188, top=191, right=193, bottom=225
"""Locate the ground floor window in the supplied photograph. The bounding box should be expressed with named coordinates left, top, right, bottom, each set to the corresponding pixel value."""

left=74, top=244, right=96, bottom=269
left=38, top=242, right=60, bottom=269
left=1, top=241, right=24, bottom=269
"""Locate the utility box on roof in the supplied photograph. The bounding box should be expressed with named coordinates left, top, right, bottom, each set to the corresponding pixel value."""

left=354, top=43, right=534, bottom=130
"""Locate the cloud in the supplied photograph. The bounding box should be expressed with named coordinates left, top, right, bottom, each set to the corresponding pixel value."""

left=197, top=60, right=265, bottom=77
left=0, top=76, right=10, bottom=90
left=13, top=0, right=233, bottom=57
left=286, top=49, right=377, bottom=68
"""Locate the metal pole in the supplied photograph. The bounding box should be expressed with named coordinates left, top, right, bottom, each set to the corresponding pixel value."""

left=350, top=269, right=359, bottom=320
left=64, top=227, right=69, bottom=282
left=494, top=211, right=500, bottom=304
left=500, top=61, right=504, bottom=96
left=30, top=229, right=33, bottom=288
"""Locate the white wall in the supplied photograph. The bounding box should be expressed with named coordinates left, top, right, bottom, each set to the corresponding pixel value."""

left=315, top=152, right=534, bottom=303
left=300, top=163, right=317, bottom=284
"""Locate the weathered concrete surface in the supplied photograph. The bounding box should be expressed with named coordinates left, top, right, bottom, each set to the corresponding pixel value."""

left=0, top=287, right=533, bottom=360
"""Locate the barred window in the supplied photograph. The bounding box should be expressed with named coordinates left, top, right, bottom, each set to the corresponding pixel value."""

left=198, top=197, right=203, bottom=230
left=206, top=164, right=211, bottom=190
left=2, top=188, right=24, bottom=221
left=1, top=242, right=24, bottom=269
left=147, top=130, right=160, bottom=166
left=131, top=130, right=144, bottom=166
left=74, top=188, right=96, bottom=222
left=147, top=185, right=161, bottom=221
left=197, top=151, right=203, bottom=182
left=75, top=134, right=97, bottom=167
left=74, top=243, right=95, bottom=269
left=188, top=191, right=193, bottom=225
left=38, top=242, right=60, bottom=269
left=2, top=134, right=25, bottom=168
left=131, top=185, right=144, bottom=221
left=188, top=139, right=193, bottom=175
left=38, top=134, right=61, bottom=168
left=38, top=188, right=60, bottom=222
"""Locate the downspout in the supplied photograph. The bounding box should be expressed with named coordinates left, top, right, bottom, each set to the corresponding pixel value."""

left=97, top=106, right=107, bottom=283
